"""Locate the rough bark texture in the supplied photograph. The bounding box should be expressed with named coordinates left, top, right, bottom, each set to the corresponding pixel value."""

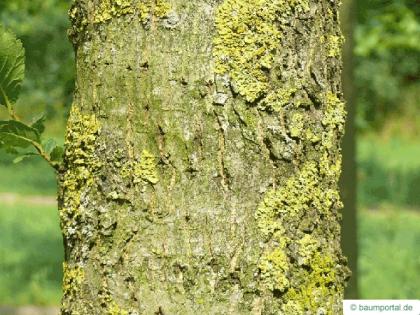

left=59, top=0, right=349, bottom=314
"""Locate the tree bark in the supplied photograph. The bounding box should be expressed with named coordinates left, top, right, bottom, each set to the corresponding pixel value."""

left=59, top=0, right=349, bottom=314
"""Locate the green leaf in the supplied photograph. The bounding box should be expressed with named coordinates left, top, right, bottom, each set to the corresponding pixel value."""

left=50, top=145, right=63, bottom=163
left=0, top=120, right=40, bottom=149
left=0, top=131, right=33, bottom=148
left=31, top=114, right=46, bottom=134
left=0, top=120, right=40, bottom=141
left=0, top=24, right=25, bottom=107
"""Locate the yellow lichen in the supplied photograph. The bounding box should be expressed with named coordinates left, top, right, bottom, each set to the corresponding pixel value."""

left=213, top=0, right=309, bottom=103
left=319, top=151, right=342, bottom=178
left=289, top=112, right=304, bottom=138
left=282, top=301, right=304, bottom=314
left=97, top=280, right=129, bottom=315
left=255, top=159, right=343, bottom=293
left=258, top=86, right=299, bottom=112
left=319, top=92, right=346, bottom=180
left=283, top=252, right=341, bottom=314
left=133, top=149, right=159, bottom=184
left=256, top=161, right=336, bottom=239
left=137, top=3, right=150, bottom=22
left=69, top=0, right=171, bottom=37
left=297, top=234, right=318, bottom=265
left=94, top=0, right=171, bottom=24
left=217, top=0, right=348, bottom=306
left=108, top=301, right=129, bottom=315
left=94, top=0, right=134, bottom=23
left=305, top=128, right=321, bottom=143
left=322, top=92, right=346, bottom=131
left=119, top=149, right=160, bottom=185
left=327, top=35, right=344, bottom=57
left=155, top=0, right=171, bottom=18
left=137, top=0, right=171, bottom=24
left=259, top=247, right=290, bottom=292
left=60, top=107, right=101, bottom=232
left=62, top=262, right=85, bottom=298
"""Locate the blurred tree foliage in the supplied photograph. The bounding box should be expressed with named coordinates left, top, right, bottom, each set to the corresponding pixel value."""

left=0, top=0, right=73, bottom=121
left=355, top=0, right=420, bottom=131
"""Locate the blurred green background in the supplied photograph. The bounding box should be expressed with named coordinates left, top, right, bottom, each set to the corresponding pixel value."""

left=0, top=0, right=419, bottom=307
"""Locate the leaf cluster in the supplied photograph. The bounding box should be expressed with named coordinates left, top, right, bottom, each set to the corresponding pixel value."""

left=0, top=24, right=63, bottom=170
left=0, top=0, right=74, bottom=118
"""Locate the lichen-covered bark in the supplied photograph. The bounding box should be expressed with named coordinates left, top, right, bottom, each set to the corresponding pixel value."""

left=60, top=0, right=349, bottom=314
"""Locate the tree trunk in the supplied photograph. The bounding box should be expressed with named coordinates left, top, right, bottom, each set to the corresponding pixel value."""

left=59, top=0, right=349, bottom=314
left=340, top=0, right=358, bottom=299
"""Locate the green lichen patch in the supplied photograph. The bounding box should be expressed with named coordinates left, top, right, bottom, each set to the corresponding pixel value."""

left=283, top=252, right=343, bottom=314
left=119, top=149, right=160, bottom=187
left=108, top=301, right=129, bottom=315
left=137, top=0, right=171, bottom=24
left=69, top=0, right=171, bottom=43
left=94, top=0, right=135, bottom=24
left=255, top=161, right=338, bottom=239
left=71, top=0, right=171, bottom=25
left=62, top=262, right=85, bottom=308
left=326, top=35, right=344, bottom=58
left=213, top=0, right=309, bottom=103
left=289, top=112, right=305, bottom=138
left=259, top=247, right=290, bottom=292
left=281, top=300, right=304, bottom=314
left=96, top=280, right=130, bottom=315
left=296, top=234, right=318, bottom=266
left=133, top=149, right=159, bottom=184
left=255, top=189, right=286, bottom=239
left=60, top=106, right=101, bottom=234
left=305, top=127, right=322, bottom=143
left=233, top=101, right=258, bottom=128
left=319, top=151, right=342, bottom=180
left=258, top=86, right=299, bottom=112
left=322, top=92, right=346, bottom=132
left=255, top=157, right=344, bottom=296
left=319, top=91, right=346, bottom=180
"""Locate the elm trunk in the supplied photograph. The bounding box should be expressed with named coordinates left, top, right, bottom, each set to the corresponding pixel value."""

left=59, top=0, right=349, bottom=314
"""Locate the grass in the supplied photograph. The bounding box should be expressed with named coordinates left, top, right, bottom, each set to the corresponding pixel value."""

left=358, top=136, right=420, bottom=207
left=0, top=200, right=62, bottom=306
left=358, top=205, right=420, bottom=299
left=0, top=152, right=57, bottom=196
left=358, top=135, right=420, bottom=170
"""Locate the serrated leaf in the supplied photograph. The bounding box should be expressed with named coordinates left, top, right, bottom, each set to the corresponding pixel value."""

left=0, top=25, right=25, bottom=107
left=0, top=120, right=40, bottom=142
left=31, top=114, right=46, bottom=134
left=0, top=131, right=33, bottom=148
left=50, top=145, right=63, bottom=163
left=0, top=120, right=40, bottom=151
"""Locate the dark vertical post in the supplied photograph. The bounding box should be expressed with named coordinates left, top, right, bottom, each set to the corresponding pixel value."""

left=340, top=0, right=359, bottom=299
